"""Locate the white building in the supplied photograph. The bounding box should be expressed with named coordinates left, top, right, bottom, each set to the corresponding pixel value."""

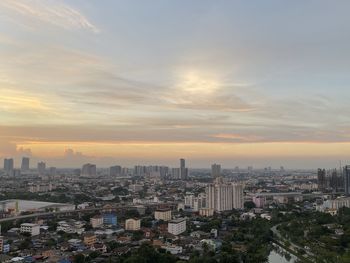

left=199, top=208, right=214, bottom=217
left=206, top=182, right=244, bottom=212
left=90, top=215, right=104, bottom=228
left=125, top=218, right=141, bottom=231
left=185, top=193, right=206, bottom=212
left=57, top=220, right=85, bottom=234
left=161, top=245, right=183, bottom=255
left=168, top=218, right=186, bottom=235
left=317, top=197, right=350, bottom=213
left=20, top=223, right=40, bottom=236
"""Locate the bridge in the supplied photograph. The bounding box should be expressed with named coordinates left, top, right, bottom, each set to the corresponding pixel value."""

left=0, top=202, right=177, bottom=224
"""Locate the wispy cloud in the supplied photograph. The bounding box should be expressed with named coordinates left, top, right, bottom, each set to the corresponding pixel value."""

left=0, top=0, right=98, bottom=33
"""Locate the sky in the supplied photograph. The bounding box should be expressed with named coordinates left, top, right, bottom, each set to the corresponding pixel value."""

left=1, top=0, right=350, bottom=169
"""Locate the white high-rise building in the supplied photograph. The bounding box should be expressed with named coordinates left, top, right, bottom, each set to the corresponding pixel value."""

left=185, top=193, right=206, bottom=211
left=206, top=182, right=244, bottom=212
left=232, top=184, right=244, bottom=209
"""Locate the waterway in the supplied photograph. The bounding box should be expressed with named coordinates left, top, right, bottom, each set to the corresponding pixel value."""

left=268, top=245, right=298, bottom=263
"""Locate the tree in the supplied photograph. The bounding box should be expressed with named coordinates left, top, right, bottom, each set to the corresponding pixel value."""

left=244, top=201, right=256, bottom=210
left=74, top=254, right=86, bottom=263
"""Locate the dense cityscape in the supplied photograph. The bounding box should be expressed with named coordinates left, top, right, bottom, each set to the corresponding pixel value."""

left=0, top=157, right=349, bottom=262
left=1, top=1, right=350, bottom=263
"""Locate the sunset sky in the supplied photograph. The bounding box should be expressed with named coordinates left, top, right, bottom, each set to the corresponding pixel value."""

left=1, top=0, right=350, bottom=168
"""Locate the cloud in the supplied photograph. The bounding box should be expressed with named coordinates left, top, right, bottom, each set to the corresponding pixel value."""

left=0, top=0, right=98, bottom=33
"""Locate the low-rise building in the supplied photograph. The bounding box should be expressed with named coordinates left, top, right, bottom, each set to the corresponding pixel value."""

left=57, top=220, right=85, bottom=234
left=155, top=208, right=172, bottom=221
left=0, top=236, right=3, bottom=253
left=103, top=213, right=117, bottom=226
left=199, top=208, right=214, bottom=217
left=125, top=218, right=141, bottom=231
left=83, top=233, right=97, bottom=247
left=20, top=223, right=40, bottom=236
left=168, top=218, right=186, bottom=235
left=90, top=215, right=103, bottom=228
left=161, top=245, right=183, bottom=254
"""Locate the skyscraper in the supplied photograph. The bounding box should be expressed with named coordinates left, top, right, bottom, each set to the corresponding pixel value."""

left=110, top=165, right=122, bottom=177
left=180, top=158, right=188, bottom=180
left=180, top=159, right=185, bottom=169
left=21, top=157, right=30, bottom=171
left=344, top=166, right=350, bottom=196
left=3, top=158, right=14, bottom=174
left=81, top=163, right=97, bottom=177
left=317, top=168, right=327, bottom=191
left=211, top=163, right=221, bottom=178
left=49, top=167, right=57, bottom=178
left=37, top=162, right=46, bottom=175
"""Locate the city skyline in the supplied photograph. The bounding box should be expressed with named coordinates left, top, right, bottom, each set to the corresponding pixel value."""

left=1, top=1, right=350, bottom=168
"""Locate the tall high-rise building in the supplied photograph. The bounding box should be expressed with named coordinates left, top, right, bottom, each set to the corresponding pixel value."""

left=37, top=162, right=46, bottom=175
left=21, top=157, right=30, bottom=171
left=317, top=168, right=327, bottom=191
left=211, top=163, right=221, bottom=178
left=4, top=158, right=14, bottom=174
left=49, top=167, right=57, bottom=178
left=206, top=182, right=244, bottom=212
left=81, top=163, right=97, bottom=177
left=180, top=158, right=188, bottom=180
left=171, top=168, right=180, bottom=180
left=344, top=166, right=350, bottom=196
left=180, top=159, right=185, bottom=169
left=110, top=165, right=122, bottom=177
left=134, top=165, right=146, bottom=176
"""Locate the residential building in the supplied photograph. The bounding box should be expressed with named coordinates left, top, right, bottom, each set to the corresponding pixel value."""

left=103, top=213, right=117, bottom=226
left=20, top=223, right=40, bottom=236
left=185, top=193, right=206, bottom=211
left=90, top=215, right=103, bottom=228
left=3, top=158, right=14, bottom=175
left=83, top=233, right=97, bottom=247
left=110, top=165, right=122, bottom=177
left=168, top=218, right=186, bottom=235
left=0, top=236, right=3, bottom=253
left=37, top=162, right=46, bottom=175
left=155, top=208, right=172, bottom=221
left=211, top=163, right=221, bottom=178
left=345, top=166, right=350, bottom=196
left=81, top=163, right=97, bottom=177
left=206, top=182, right=244, bottom=212
left=199, top=208, right=214, bottom=217
left=125, top=218, right=141, bottom=231
left=180, top=158, right=189, bottom=180
left=21, top=157, right=30, bottom=171
left=49, top=167, right=57, bottom=177
left=317, top=168, right=327, bottom=191
left=253, top=196, right=266, bottom=208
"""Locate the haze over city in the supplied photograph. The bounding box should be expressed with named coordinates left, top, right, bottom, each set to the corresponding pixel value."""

left=1, top=0, right=350, bottom=168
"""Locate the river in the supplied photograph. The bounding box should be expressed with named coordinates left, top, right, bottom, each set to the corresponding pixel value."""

left=268, top=245, right=298, bottom=263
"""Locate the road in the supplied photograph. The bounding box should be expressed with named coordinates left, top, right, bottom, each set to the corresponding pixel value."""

left=0, top=205, right=128, bottom=223
left=271, top=224, right=315, bottom=261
